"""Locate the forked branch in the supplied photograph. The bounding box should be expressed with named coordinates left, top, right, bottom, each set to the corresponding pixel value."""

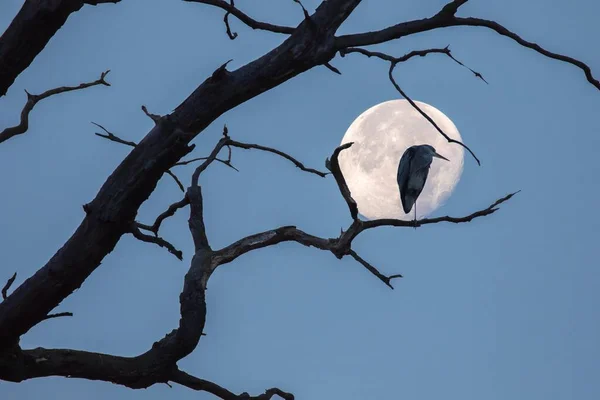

left=0, top=71, right=110, bottom=144
left=92, top=122, right=185, bottom=191
left=340, top=47, right=482, bottom=165
left=190, top=126, right=328, bottom=186
left=183, top=0, right=295, bottom=37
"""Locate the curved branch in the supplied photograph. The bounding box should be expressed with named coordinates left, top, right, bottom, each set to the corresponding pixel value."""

left=171, top=369, right=294, bottom=400
left=183, top=0, right=295, bottom=35
left=0, top=71, right=110, bottom=144
left=336, top=1, right=599, bottom=91
left=326, top=143, right=359, bottom=219
left=228, top=139, right=328, bottom=177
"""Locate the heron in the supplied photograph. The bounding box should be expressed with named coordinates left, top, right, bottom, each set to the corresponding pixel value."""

left=397, top=144, right=450, bottom=225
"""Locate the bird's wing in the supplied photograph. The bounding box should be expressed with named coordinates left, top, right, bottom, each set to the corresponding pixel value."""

left=397, top=147, right=415, bottom=213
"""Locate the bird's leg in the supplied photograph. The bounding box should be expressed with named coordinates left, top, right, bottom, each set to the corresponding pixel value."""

left=413, top=202, right=417, bottom=229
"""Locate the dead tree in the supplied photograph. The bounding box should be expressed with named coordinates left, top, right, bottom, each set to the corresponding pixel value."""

left=0, top=1, right=597, bottom=398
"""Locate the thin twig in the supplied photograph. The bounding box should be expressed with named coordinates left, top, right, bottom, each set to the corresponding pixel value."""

left=92, top=122, right=185, bottom=190
left=41, top=312, right=73, bottom=321
left=2, top=272, right=17, bottom=300
left=348, top=250, right=402, bottom=289
left=137, top=196, right=190, bottom=235
left=183, top=0, right=294, bottom=35
left=130, top=224, right=183, bottom=260
left=228, top=140, right=328, bottom=177
left=92, top=122, right=136, bottom=147
left=388, top=63, right=481, bottom=165
left=141, top=105, right=161, bottom=124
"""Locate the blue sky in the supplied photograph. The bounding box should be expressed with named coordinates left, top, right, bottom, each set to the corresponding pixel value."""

left=1, top=0, right=599, bottom=399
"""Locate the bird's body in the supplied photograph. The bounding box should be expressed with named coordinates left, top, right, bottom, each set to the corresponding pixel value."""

left=397, top=144, right=449, bottom=223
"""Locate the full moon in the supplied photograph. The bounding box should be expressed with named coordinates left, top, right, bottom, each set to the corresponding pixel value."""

left=338, top=99, right=464, bottom=220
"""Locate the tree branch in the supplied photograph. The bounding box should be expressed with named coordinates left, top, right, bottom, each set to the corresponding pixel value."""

left=340, top=46, right=487, bottom=83
left=335, top=1, right=599, bottom=91
left=191, top=126, right=328, bottom=186
left=0, top=71, right=111, bottom=144
left=137, top=197, right=190, bottom=236
left=129, top=224, right=183, bottom=260
left=227, top=140, right=329, bottom=177
left=0, top=1, right=119, bottom=96
left=388, top=62, right=481, bottom=165
left=41, top=312, right=73, bottom=321
left=92, top=122, right=185, bottom=191
left=348, top=250, right=402, bottom=290
left=170, top=368, right=294, bottom=399
left=339, top=46, right=482, bottom=165
left=214, top=192, right=517, bottom=285
left=183, top=0, right=295, bottom=36
left=2, top=273, right=17, bottom=301
left=326, top=143, right=358, bottom=219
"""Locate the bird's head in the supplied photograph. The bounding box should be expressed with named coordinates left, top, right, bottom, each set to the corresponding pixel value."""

left=423, top=145, right=450, bottom=161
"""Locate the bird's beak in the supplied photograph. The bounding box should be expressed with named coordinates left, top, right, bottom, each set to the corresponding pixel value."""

left=433, top=151, right=450, bottom=161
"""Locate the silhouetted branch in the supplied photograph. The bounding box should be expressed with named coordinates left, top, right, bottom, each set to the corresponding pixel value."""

left=340, top=46, right=487, bottom=83
left=339, top=46, right=482, bottom=165
left=214, top=192, right=517, bottom=287
left=0, top=71, right=110, bottom=144
left=184, top=0, right=295, bottom=36
left=191, top=126, right=328, bottom=186
left=293, top=0, right=310, bottom=20
left=141, top=105, right=161, bottom=124
left=324, top=62, right=342, bottom=75
left=335, top=0, right=599, bottom=90
left=228, top=140, right=329, bottom=177
left=137, top=197, right=191, bottom=235
left=2, top=273, right=17, bottom=301
left=326, top=143, right=358, bottom=219
left=92, top=122, right=184, bottom=191
left=388, top=62, right=481, bottom=165
left=170, top=369, right=296, bottom=399
left=92, top=122, right=136, bottom=147
left=348, top=250, right=402, bottom=289
left=129, top=224, right=183, bottom=260
left=41, top=312, right=73, bottom=321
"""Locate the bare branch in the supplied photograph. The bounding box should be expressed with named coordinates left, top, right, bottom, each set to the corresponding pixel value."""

left=348, top=250, right=402, bottom=289
left=191, top=125, right=328, bottom=186
left=326, top=143, right=358, bottom=219
left=92, top=122, right=185, bottom=190
left=187, top=186, right=211, bottom=251
left=141, top=105, right=161, bottom=124
left=324, top=62, right=342, bottom=75
left=129, top=224, right=183, bottom=260
left=388, top=63, right=481, bottom=165
left=214, top=192, right=517, bottom=286
left=183, top=0, right=295, bottom=36
left=0, top=71, right=110, bottom=144
left=92, top=121, right=136, bottom=147
left=361, top=191, right=519, bottom=231
left=339, top=46, right=482, bottom=164
left=171, top=368, right=296, bottom=400
left=137, top=197, right=190, bottom=235
left=228, top=140, right=329, bottom=177
left=340, top=46, right=487, bottom=84
left=2, top=273, right=17, bottom=301
left=41, top=312, right=73, bottom=321
left=224, top=0, right=238, bottom=40
left=335, top=1, right=599, bottom=91
left=293, top=0, right=310, bottom=20
left=165, top=170, right=185, bottom=192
